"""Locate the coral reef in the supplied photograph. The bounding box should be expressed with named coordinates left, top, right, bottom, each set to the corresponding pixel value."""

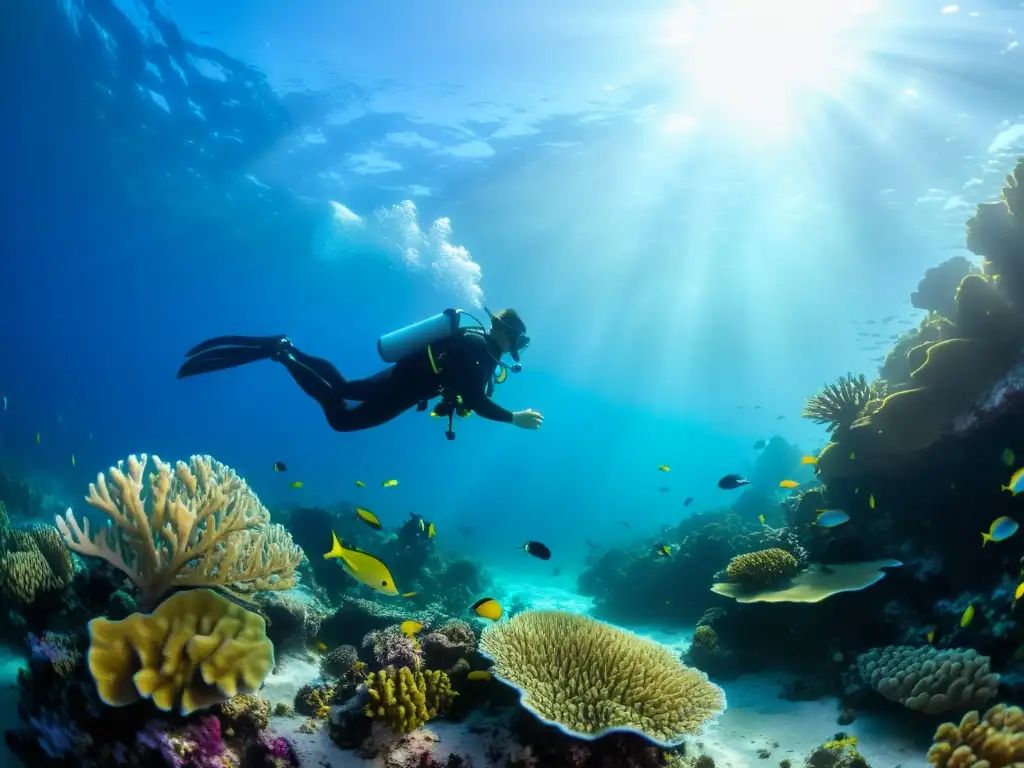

left=802, top=374, right=879, bottom=437
left=927, top=703, right=1024, bottom=766
left=724, top=548, right=799, bottom=589
left=420, top=619, right=477, bottom=671
left=256, top=588, right=330, bottom=652
left=363, top=624, right=424, bottom=670
left=854, top=645, right=999, bottom=714
left=479, top=610, right=724, bottom=746
left=0, top=518, right=75, bottom=605
left=912, top=257, right=979, bottom=318
left=363, top=665, right=455, bottom=733
left=321, top=643, right=360, bottom=679
left=55, top=454, right=303, bottom=606
left=87, top=587, right=275, bottom=714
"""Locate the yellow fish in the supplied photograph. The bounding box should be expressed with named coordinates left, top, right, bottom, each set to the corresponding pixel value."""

left=869, top=494, right=876, bottom=510
left=35, top=432, right=40, bottom=445
left=71, top=454, right=76, bottom=467
left=400, top=620, right=423, bottom=637
left=656, top=464, right=670, bottom=472
left=466, top=670, right=492, bottom=681
left=758, top=514, right=766, bottom=526
left=355, top=507, right=382, bottom=531
left=311, top=640, right=328, bottom=652
left=849, top=452, right=856, bottom=460
left=471, top=597, right=503, bottom=621
left=419, top=518, right=426, bottom=532
left=290, top=481, right=304, bottom=489
left=381, top=479, right=398, bottom=488
left=355, top=480, right=366, bottom=488
left=926, top=627, right=936, bottom=644
left=779, top=480, right=799, bottom=489
left=1002, top=466, right=1024, bottom=495
left=960, top=604, right=975, bottom=628
left=401, top=591, right=418, bottom=598
left=654, top=543, right=671, bottom=557
left=1015, top=582, right=1024, bottom=605
left=801, top=456, right=818, bottom=465
left=1003, top=448, right=1016, bottom=467
left=427, top=522, right=436, bottom=538
left=324, top=531, right=399, bottom=596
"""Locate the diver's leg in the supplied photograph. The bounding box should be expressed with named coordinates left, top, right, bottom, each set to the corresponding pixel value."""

left=177, top=335, right=289, bottom=378
left=323, top=398, right=417, bottom=432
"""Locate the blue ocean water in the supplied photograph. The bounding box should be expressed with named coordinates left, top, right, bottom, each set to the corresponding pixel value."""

left=5, top=0, right=1019, bottom=573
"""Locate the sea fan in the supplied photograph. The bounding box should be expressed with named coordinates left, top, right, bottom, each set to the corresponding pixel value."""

left=801, top=373, right=878, bottom=434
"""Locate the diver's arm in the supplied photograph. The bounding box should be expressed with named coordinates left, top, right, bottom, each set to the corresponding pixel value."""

left=462, top=390, right=514, bottom=422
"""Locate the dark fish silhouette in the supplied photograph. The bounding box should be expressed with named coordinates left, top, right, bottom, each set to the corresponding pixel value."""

left=718, top=474, right=750, bottom=490
left=523, top=541, right=552, bottom=560
left=753, top=440, right=766, bottom=450
left=684, top=497, right=694, bottom=506
left=273, top=461, right=287, bottom=472
left=659, top=486, right=670, bottom=492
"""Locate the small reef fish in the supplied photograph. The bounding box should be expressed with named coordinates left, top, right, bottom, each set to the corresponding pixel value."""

left=310, top=639, right=328, bottom=653
left=718, top=474, right=750, bottom=490
left=522, top=541, right=551, bottom=560
left=35, top=432, right=40, bottom=445
left=71, top=454, right=75, bottom=467
left=1015, top=582, right=1024, bottom=606
left=758, top=514, right=766, bottom=526
left=466, top=670, right=492, bottom=681
left=659, top=486, right=670, bottom=492
left=355, top=507, right=382, bottom=531
left=960, top=604, right=975, bottom=628
left=684, top=497, right=694, bottom=507
left=381, top=479, right=399, bottom=488
left=869, top=494, right=876, bottom=510
left=926, top=627, right=937, bottom=644
left=619, top=520, right=631, bottom=528
left=290, top=481, right=304, bottom=489
left=355, top=480, right=366, bottom=488
left=400, top=620, right=423, bottom=637
left=753, top=440, right=766, bottom=450
left=552, top=566, right=562, bottom=577
left=654, top=543, right=671, bottom=557
left=657, top=464, right=671, bottom=472
left=981, top=516, right=1018, bottom=546
left=272, top=461, right=287, bottom=472
left=2, top=396, right=6, bottom=410
left=801, top=456, right=818, bottom=465
left=324, top=531, right=399, bottom=596
left=427, top=522, right=436, bottom=539
left=1003, top=448, right=1016, bottom=467
left=1002, top=467, right=1024, bottom=495
left=816, top=509, right=850, bottom=528
left=401, top=591, right=418, bottom=598
left=779, top=480, right=800, bottom=489
left=471, top=597, right=503, bottom=621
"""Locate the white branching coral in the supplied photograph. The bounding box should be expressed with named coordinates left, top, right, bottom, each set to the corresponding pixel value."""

left=55, top=454, right=304, bottom=606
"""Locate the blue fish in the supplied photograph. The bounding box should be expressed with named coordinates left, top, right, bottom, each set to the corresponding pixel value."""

left=981, top=516, right=1018, bottom=546
left=815, top=509, right=850, bottom=528
left=1002, top=467, right=1024, bottom=495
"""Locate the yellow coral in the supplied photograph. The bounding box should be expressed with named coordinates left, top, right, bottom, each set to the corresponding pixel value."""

left=364, top=666, right=455, bottom=733
left=724, top=548, right=798, bottom=589
left=87, top=588, right=275, bottom=715
left=927, top=703, right=1024, bottom=767
left=55, top=454, right=303, bottom=606
left=479, top=610, right=724, bottom=746
left=691, top=626, right=719, bottom=654
left=217, top=694, right=271, bottom=735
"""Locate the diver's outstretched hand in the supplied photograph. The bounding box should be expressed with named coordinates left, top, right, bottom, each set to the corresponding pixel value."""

left=512, top=409, right=544, bottom=430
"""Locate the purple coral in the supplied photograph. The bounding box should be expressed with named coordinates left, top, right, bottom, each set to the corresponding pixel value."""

left=260, top=733, right=292, bottom=759
left=137, top=716, right=227, bottom=768
left=28, top=712, right=91, bottom=758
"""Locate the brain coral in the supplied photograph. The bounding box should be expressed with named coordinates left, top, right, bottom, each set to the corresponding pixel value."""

left=927, top=703, right=1024, bottom=767
left=87, top=588, right=275, bottom=715
left=725, top=548, right=798, bottom=589
left=855, top=645, right=999, bottom=715
left=479, top=610, right=725, bottom=746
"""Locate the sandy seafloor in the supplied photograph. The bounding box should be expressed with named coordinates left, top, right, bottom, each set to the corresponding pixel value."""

left=0, top=569, right=933, bottom=767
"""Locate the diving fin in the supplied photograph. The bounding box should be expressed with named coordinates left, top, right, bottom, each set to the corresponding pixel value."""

left=176, top=334, right=290, bottom=379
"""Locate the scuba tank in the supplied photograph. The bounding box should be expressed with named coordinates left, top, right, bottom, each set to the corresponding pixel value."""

left=377, top=309, right=461, bottom=363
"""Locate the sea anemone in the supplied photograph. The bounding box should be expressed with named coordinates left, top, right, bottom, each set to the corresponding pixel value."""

left=801, top=373, right=879, bottom=434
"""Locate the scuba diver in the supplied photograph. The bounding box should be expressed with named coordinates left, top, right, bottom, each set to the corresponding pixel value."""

left=176, top=307, right=543, bottom=440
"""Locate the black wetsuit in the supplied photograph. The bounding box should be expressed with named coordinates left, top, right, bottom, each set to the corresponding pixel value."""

left=279, top=330, right=513, bottom=432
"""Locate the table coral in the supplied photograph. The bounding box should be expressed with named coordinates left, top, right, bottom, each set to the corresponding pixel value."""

left=55, top=453, right=303, bottom=607
left=87, top=587, right=275, bottom=715
left=927, top=703, right=1024, bottom=767
left=711, top=560, right=902, bottom=603
left=479, top=610, right=724, bottom=747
